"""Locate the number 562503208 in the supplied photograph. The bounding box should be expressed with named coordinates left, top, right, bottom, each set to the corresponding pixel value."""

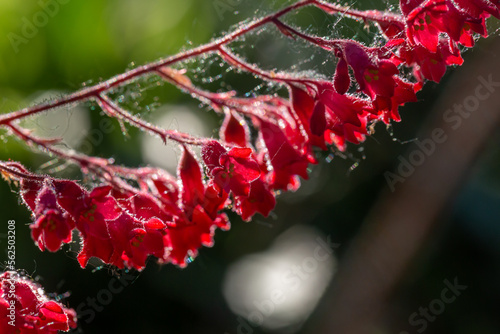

left=6, top=220, right=15, bottom=271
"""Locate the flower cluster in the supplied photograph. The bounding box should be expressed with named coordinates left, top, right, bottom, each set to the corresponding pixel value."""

left=0, top=271, right=76, bottom=334
left=395, top=0, right=496, bottom=82
left=0, top=2, right=499, bottom=331
left=8, top=153, right=229, bottom=270
left=0, top=0, right=498, bottom=276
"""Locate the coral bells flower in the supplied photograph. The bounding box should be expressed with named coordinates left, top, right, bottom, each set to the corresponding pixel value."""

left=234, top=177, right=276, bottom=221
left=163, top=146, right=230, bottom=267
left=106, top=213, right=166, bottom=270
left=373, top=76, right=420, bottom=123
left=397, top=36, right=463, bottom=82
left=0, top=271, right=77, bottom=334
left=30, top=182, right=75, bottom=252
left=400, top=0, right=487, bottom=52
left=202, top=140, right=260, bottom=197
left=256, top=118, right=311, bottom=191
left=53, top=182, right=124, bottom=268
left=200, top=140, right=275, bottom=220
left=333, top=57, right=350, bottom=95
left=20, top=179, right=42, bottom=213
left=61, top=183, right=169, bottom=270
left=334, top=41, right=399, bottom=101
left=164, top=205, right=221, bottom=268
left=20, top=179, right=74, bottom=252
left=453, top=0, right=500, bottom=19
left=289, top=81, right=372, bottom=150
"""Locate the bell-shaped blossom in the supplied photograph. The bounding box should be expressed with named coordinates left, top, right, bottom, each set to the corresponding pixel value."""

left=202, top=140, right=260, bottom=197
left=289, top=84, right=328, bottom=150
left=164, top=147, right=230, bottom=267
left=256, top=118, right=311, bottom=191
left=336, top=41, right=400, bottom=101
left=163, top=205, right=219, bottom=268
left=290, top=80, right=372, bottom=150
left=0, top=271, right=77, bottom=334
left=145, top=170, right=181, bottom=214
left=106, top=213, right=166, bottom=270
left=333, top=57, right=350, bottom=95
left=372, top=77, right=421, bottom=123
left=401, top=0, right=487, bottom=52
left=398, top=36, right=463, bottom=82
left=234, top=177, right=276, bottom=221
left=53, top=181, right=123, bottom=268
left=30, top=182, right=74, bottom=252
left=20, top=179, right=42, bottom=212
left=454, top=0, right=500, bottom=19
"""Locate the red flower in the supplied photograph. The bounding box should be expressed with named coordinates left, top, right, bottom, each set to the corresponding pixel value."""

left=20, top=179, right=42, bottom=212
left=372, top=76, right=421, bottom=123
left=107, top=213, right=166, bottom=270
left=336, top=41, right=399, bottom=100
left=401, top=0, right=487, bottom=52
left=289, top=83, right=327, bottom=150
left=163, top=205, right=219, bottom=268
left=202, top=184, right=230, bottom=221
left=0, top=271, right=77, bottom=334
left=54, top=182, right=123, bottom=268
left=288, top=80, right=374, bottom=151
left=453, top=0, right=500, bottom=19
left=202, top=140, right=260, bottom=197
left=163, top=147, right=230, bottom=267
left=373, top=13, right=407, bottom=39
left=398, top=37, right=463, bottom=82
left=256, top=118, right=311, bottom=191
left=234, top=177, right=276, bottom=221
left=317, top=81, right=373, bottom=149
left=145, top=169, right=181, bottom=214
left=30, top=182, right=74, bottom=252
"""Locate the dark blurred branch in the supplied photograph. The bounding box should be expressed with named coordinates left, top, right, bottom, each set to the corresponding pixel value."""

left=313, top=36, right=500, bottom=333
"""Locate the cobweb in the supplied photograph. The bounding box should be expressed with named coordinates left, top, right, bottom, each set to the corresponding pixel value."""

left=98, top=0, right=493, bottom=173
left=180, top=0, right=404, bottom=169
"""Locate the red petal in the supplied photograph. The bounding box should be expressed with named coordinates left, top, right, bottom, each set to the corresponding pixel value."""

left=178, top=146, right=205, bottom=212
left=333, top=57, right=350, bottom=94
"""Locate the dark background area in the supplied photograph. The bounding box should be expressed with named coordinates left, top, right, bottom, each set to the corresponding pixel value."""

left=1, top=1, right=500, bottom=333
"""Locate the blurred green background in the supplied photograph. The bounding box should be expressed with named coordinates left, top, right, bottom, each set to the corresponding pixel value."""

left=1, top=0, right=500, bottom=333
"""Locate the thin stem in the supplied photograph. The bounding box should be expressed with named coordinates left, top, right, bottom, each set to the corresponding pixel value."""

left=96, top=94, right=209, bottom=146
left=156, top=67, right=291, bottom=117
left=0, top=162, right=47, bottom=182
left=5, top=123, right=128, bottom=187
left=155, top=68, right=231, bottom=111
left=272, top=18, right=336, bottom=50
left=218, top=46, right=319, bottom=91
left=312, top=0, right=404, bottom=24
left=9, top=123, right=154, bottom=195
